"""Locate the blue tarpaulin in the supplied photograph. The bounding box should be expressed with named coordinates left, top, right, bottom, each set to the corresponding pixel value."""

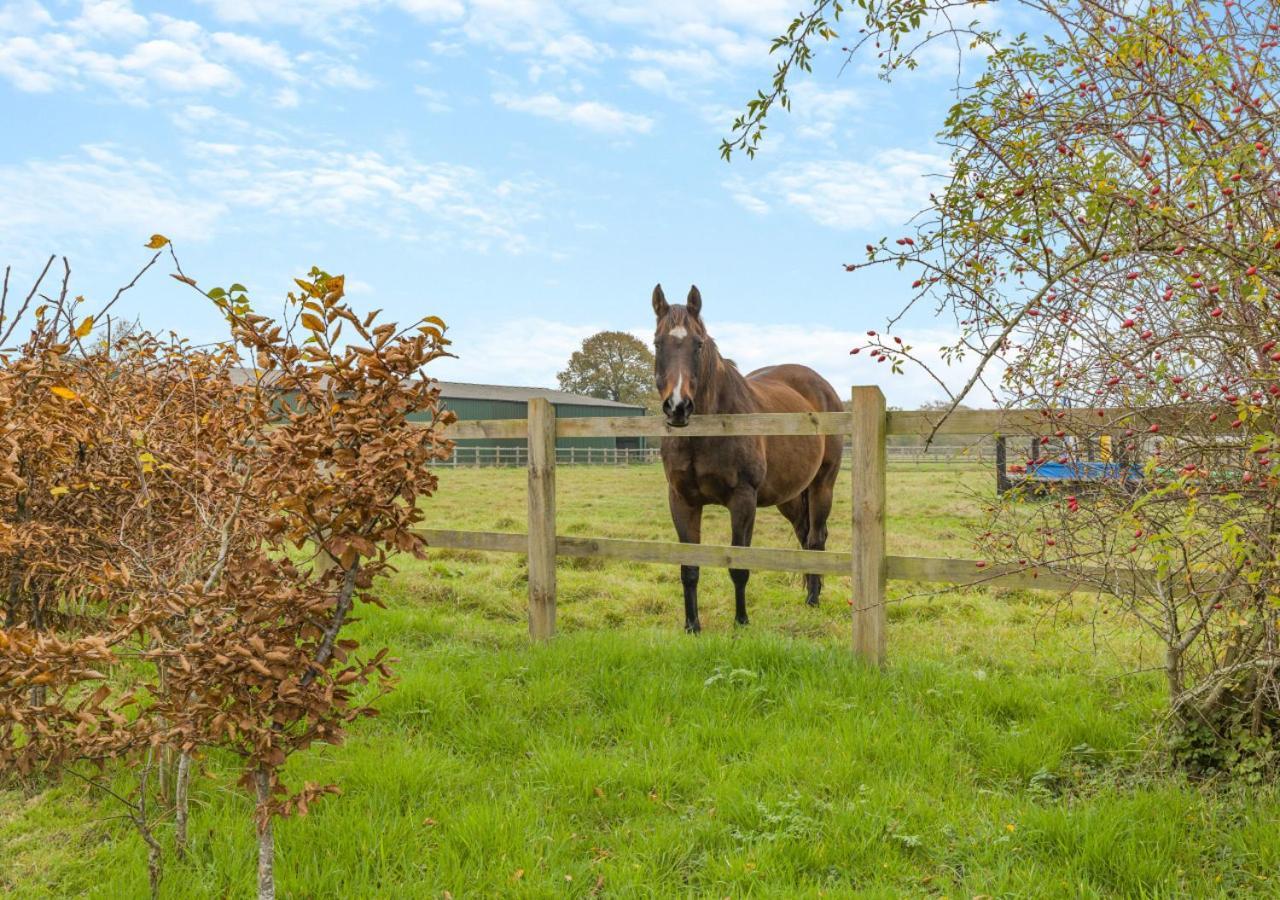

left=1024, top=461, right=1142, bottom=482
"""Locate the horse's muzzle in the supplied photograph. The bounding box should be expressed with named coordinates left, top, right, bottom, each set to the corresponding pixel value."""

left=662, top=396, right=693, bottom=427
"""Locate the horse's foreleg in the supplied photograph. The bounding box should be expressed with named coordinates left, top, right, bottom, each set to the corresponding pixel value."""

left=668, top=489, right=703, bottom=634
left=728, top=487, right=757, bottom=626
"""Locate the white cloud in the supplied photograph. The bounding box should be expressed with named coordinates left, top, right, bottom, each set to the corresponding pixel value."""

left=189, top=143, right=544, bottom=250
left=627, top=45, right=718, bottom=79
left=728, top=150, right=950, bottom=231
left=0, top=6, right=372, bottom=103
left=493, top=91, right=653, bottom=135
left=195, top=0, right=371, bottom=30
left=273, top=86, right=300, bottom=108
left=0, top=11, right=251, bottom=98
left=0, top=144, right=225, bottom=246
left=318, top=61, right=375, bottom=90
left=786, top=82, right=863, bottom=143
left=415, top=85, right=451, bottom=112
left=120, top=38, right=238, bottom=92
left=70, top=0, right=147, bottom=41
left=728, top=191, right=769, bottom=215
left=540, top=31, right=611, bottom=64
left=171, top=102, right=253, bottom=132
left=0, top=0, right=53, bottom=34
left=1, top=137, right=546, bottom=255
left=396, top=0, right=464, bottom=21
left=584, top=0, right=793, bottom=40
left=432, top=316, right=595, bottom=386
left=430, top=315, right=964, bottom=408
left=211, top=31, right=296, bottom=80
left=709, top=321, right=965, bottom=407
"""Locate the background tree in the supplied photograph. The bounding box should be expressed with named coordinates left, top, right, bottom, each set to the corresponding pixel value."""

left=733, top=0, right=1280, bottom=773
left=557, top=330, right=657, bottom=408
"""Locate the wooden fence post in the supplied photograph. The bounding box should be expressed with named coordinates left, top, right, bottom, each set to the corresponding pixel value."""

left=850, top=386, right=887, bottom=666
left=527, top=398, right=557, bottom=640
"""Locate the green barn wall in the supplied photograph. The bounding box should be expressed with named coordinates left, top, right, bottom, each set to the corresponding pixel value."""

left=409, top=397, right=648, bottom=450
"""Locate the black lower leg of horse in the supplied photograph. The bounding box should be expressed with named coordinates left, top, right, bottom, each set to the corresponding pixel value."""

left=681, top=565, right=700, bottom=633
left=728, top=487, right=757, bottom=626
left=668, top=489, right=703, bottom=633
left=780, top=494, right=820, bottom=607
left=805, top=477, right=836, bottom=607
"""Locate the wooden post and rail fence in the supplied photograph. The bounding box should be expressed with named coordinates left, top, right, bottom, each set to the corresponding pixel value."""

left=416, top=387, right=1173, bottom=666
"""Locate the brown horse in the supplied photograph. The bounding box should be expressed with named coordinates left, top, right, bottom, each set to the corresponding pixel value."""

left=651, top=284, right=844, bottom=633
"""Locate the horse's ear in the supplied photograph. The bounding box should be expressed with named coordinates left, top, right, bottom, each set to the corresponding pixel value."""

left=687, top=285, right=702, bottom=319
left=652, top=283, right=669, bottom=318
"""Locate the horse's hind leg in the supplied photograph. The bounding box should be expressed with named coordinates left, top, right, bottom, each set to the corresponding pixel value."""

left=802, top=457, right=839, bottom=607
left=778, top=495, right=814, bottom=605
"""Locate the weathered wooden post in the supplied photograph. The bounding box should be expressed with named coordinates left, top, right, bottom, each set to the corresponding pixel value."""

left=995, top=435, right=1010, bottom=495
left=850, top=386, right=887, bottom=666
left=527, top=398, right=557, bottom=640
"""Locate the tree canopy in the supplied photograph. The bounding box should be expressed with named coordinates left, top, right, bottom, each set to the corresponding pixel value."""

left=557, top=330, right=657, bottom=408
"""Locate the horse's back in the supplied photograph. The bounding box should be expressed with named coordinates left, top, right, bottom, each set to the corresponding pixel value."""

left=745, top=364, right=844, bottom=414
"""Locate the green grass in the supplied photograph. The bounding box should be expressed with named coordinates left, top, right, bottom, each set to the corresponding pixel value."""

left=4, top=463, right=1279, bottom=897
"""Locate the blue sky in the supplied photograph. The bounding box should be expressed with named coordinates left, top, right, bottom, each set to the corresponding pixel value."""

left=0, top=0, right=1005, bottom=406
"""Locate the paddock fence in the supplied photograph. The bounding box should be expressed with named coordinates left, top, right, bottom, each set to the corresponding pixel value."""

left=439, top=441, right=996, bottom=468
left=417, top=388, right=1179, bottom=665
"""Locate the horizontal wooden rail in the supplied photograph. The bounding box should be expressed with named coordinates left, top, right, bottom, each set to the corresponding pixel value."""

left=557, top=411, right=853, bottom=438
left=415, top=528, right=1160, bottom=595
left=442, top=410, right=854, bottom=441
left=439, top=405, right=1233, bottom=442
left=885, top=405, right=1229, bottom=436
left=416, top=529, right=849, bottom=574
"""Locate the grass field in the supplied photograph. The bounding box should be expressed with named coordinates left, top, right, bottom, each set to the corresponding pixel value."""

left=4, top=463, right=1280, bottom=897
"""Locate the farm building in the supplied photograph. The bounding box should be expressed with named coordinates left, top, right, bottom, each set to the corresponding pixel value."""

left=227, top=368, right=650, bottom=465
left=425, top=381, right=650, bottom=465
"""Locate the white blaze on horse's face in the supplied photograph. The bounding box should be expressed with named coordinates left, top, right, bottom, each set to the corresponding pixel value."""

left=654, top=318, right=705, bottom=428
left=651, top=283, right=706, bottom=427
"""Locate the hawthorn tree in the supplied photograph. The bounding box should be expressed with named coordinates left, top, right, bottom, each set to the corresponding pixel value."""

left=557, top=330, right=657, bottom=408
left=732, top=0, right=1280, bottom=771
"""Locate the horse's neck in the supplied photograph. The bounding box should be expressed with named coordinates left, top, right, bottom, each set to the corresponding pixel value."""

left=697, top=347, right=754, bottom=415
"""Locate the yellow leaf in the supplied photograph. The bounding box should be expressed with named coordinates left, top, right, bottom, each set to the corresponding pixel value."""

left=300, top=313, right=326, bottom=332
left=50, top=486, right=69, bottom=497
left=145, top=234, right=170, bottom=249
left=50, top=385, right=78, bottom=400
left=75, top=316, right=93, bottom=338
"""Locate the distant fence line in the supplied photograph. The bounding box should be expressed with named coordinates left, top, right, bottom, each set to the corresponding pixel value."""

left=440, top=442, right=995, bottom=468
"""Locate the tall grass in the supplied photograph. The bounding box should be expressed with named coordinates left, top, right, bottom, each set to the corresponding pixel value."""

left=3, top=464, right=1277, bottom=897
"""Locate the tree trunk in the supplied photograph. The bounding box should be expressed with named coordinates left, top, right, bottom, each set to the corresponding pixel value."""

left=146, top=835, right=162, bottom=900
left=174, top=751, right=191, bottom=858
left=254, top=768, right=275, bottom=900
left=1164, top=642, right=1183, bottom=703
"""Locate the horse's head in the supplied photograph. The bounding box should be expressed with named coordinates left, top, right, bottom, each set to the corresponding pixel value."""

left=651, top=283, right=708, bottom=428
